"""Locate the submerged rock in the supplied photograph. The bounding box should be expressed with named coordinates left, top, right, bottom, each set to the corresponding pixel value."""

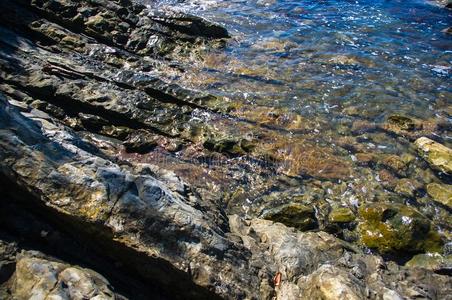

left=394, top=178, right=422, bottom=198
left=261, top=203, right=318, bottom=231
left=386, top=115, right=420, bottom=131
left=357, top=203, right=443, bottom=254
left=328, top=207, right=356, bottom=223
left=415, top=137, right=452, bottom=175
left=426, top=183, right=452, bottom=209
left=381, top=116, right=444, bottom=141
left=406, top=253, right=452, bottom=273
left=378, top=154, right=408, bottom=177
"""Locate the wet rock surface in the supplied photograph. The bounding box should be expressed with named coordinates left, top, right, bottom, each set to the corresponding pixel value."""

left=415, top=137, right=452, bottom=175
left=0, top=0, right=451, bottom=299
left=357, top=203, right=443, bottom=255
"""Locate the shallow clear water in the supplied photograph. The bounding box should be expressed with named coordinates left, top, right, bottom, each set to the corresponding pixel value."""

left=151, top=0, right=451, bottom=133
left=136, top=1, right=452, bottom=250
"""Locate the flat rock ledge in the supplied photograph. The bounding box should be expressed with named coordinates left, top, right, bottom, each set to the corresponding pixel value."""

left=0, top=0, right=451, bottom=299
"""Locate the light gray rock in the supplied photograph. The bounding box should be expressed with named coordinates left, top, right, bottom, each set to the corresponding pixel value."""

left=7, top=253, right=118, bottom=300
left=415, top=137, right=452, bottom=175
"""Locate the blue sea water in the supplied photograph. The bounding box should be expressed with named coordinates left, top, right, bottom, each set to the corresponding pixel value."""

left=139, top=0, right=452, bottom=245
left=151, top=0, right=451, bottom=141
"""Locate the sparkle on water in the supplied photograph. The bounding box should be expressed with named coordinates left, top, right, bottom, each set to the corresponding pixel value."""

left=151, top=0, right=451, bottom=126
left=138, top=1, right=452, bottom=247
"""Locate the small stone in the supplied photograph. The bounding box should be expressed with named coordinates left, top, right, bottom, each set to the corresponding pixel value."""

left=203, top=137, right=246, bottom=156
left=355, top=153, right=378, bottom=166
left=85, top=14, right=114, bottom=32
left=261, top=203, right=317, bottom=231
left=351, top=120, right=377, bottom=135
left=123, top=130, right=158, bottom=154
left=336, top=136, right=366, bottom=153
left=378, top=169, right=397, bottom=189
left=386, top=115, right=419, bottom=131
left=414, top=137, right=452, bottom=175
left=342, top=106, right=360, bottom=117
left=358, top=203, right=443, bottom=254
left=60, top=35, right=85, bottom=48
left=379, top=155, right=408, bottom=177
left=394, top=178, right=422, bottom=198
left=401, top=153, right=416, bottom=164
left=381, top=115, right=429, bottom=140
left=101, top=125, right=133, bottom=140
left=329, top=207, right=356, bottom=223
left=327, top=54, right=362, bottom=66
left=426, top=183, right=452, bottom=209
left=406, top=253, right=452, bottom=272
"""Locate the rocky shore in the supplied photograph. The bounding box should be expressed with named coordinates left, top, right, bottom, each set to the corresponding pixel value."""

left=0, top=0, right=451, bottom=299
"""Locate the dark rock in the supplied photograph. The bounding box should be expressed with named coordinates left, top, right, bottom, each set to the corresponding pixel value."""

left=123, top=130, right=159, bottom=153
left=261, top=203, right=318, bottom=231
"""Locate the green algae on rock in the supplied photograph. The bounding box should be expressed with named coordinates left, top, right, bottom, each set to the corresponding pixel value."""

left=406, top=253, right=452, bottom=272
left=328, top=207, right=356, bottom=223
left=357, top=203, right=443, bottom=254
left=427, top=183, right=452, bottom=209
left=415, top=137, right=452, bottom=175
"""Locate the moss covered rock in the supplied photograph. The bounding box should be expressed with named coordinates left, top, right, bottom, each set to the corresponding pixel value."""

left=427, top=183, right=452, bottom=209
left=357, top=203, right=443, bottom=254
left=406, top=253, right=452, bottom=272
left=386, top=115, right=419, bottom=131
left=329, top=207, right=356, bottom=223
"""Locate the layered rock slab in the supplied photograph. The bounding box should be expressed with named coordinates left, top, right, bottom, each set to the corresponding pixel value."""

left=0, top=94, right=254, bottom=299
